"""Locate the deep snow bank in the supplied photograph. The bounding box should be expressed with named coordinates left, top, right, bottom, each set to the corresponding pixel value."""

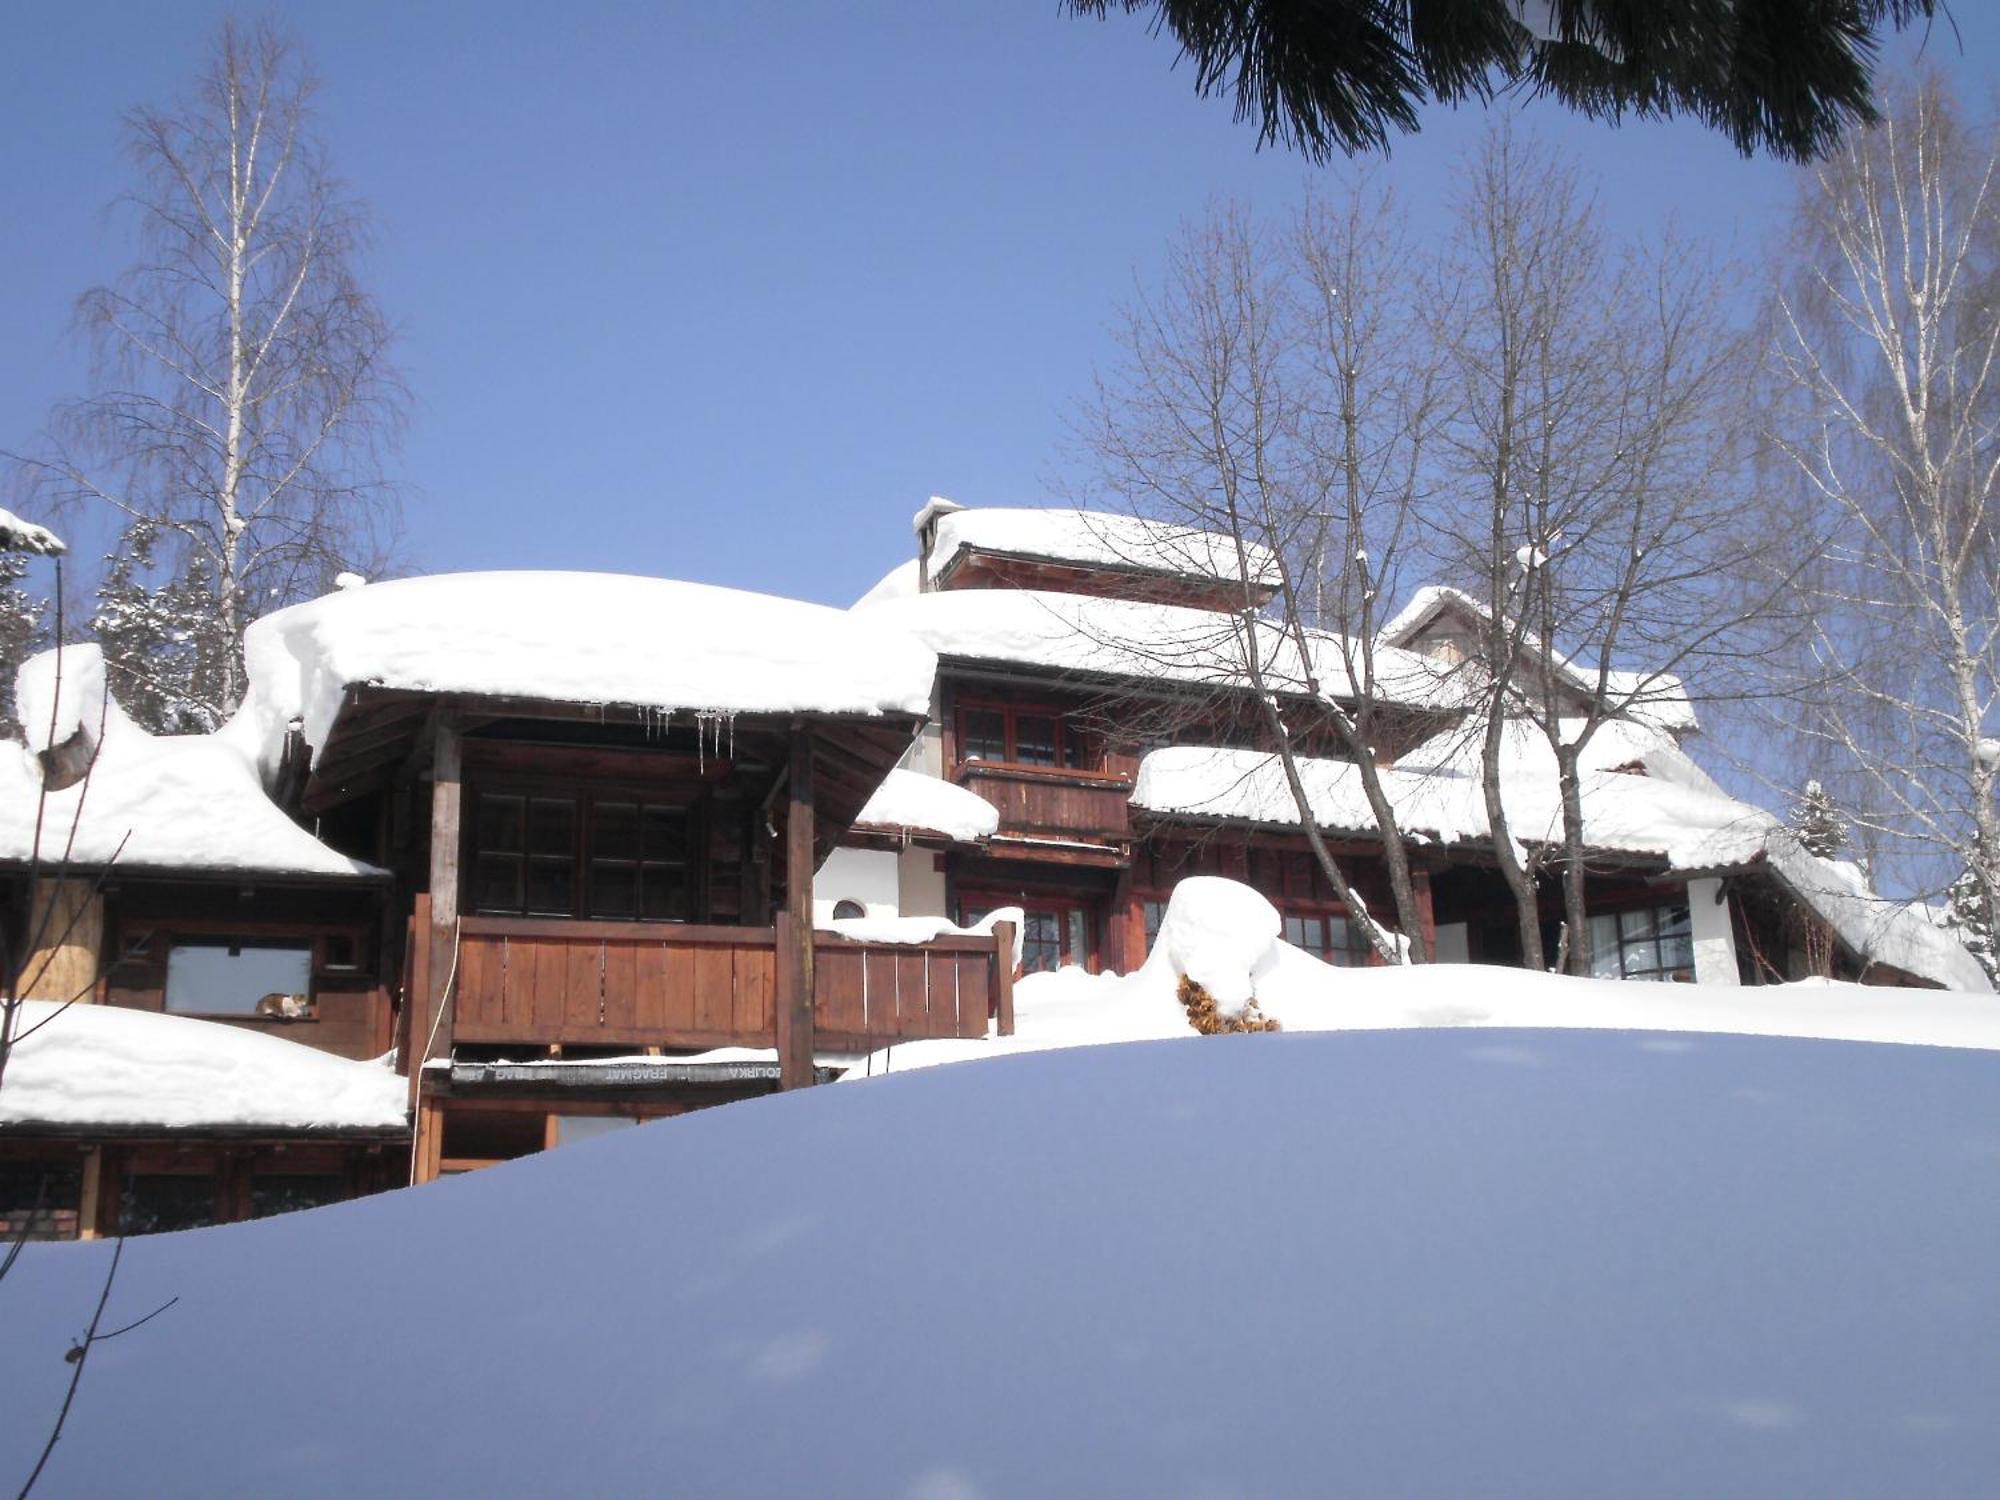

left=849, top=876, right=2000, bottom=1079
left=2, top=1032, right=1996, bottom=1496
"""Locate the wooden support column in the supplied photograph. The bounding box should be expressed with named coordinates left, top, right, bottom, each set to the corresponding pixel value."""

left=1410, top=864, right=1437, bottom=965
left=410, top=708, right=461, bottom=1153
left=778, top=728, right=817, bottom=1090
left=993, top=920, right=1016, bottom=1036
left=76, top=1147, right=103, bottom=1242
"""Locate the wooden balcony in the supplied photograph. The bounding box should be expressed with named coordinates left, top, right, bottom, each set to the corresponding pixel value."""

left=953, top=764, right=1132, bottom=842
left=413, top=906, right=1013, bottom=1060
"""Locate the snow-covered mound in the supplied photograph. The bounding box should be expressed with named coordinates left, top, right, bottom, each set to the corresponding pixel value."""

left=4, top=1032, right=1997, bottom=1495
left=0, top=645, right=381, bottom=877
left=0, top=1001, right=407, bottom=1130
left=852, top=877, right=2000, bottom=1079
left=1138, top=874, right=1282, bottom=1013
left=850, top=767, right=998, bottom=843
left=238, top=571, right=940, bottom=758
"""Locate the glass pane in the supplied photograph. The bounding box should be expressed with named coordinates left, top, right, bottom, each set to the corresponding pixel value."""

left=641, top=805, right=685, bottom=861
left=474, top=853, right=523, bottom=914
left=590, top=861, right=638, bottom=919
left=526, top=856, right=574, bottom=916
left=1057, top=721, right=1086, bottom=769
left=962, top=708, right=1006, bottom=761
left=165, top=943, right=313, bottom=1016
left=1064, top=908, right=1088, bottom=966
left=1283, top=914, right=1307, bottom=948
left=0, top=1164, right=81, bottom=1242
left=1656, top=904, right=1692, bottom=939
left=1021, top=911, right=1062, bottom=974
left=249, top=1175, right=346, bottom=1221
left=1328, top=920, right=1365, bottom=967
left=1619, top=907, right=1659, bottom=941
left=555, top=1115, right=639, bottom=1147
left=1622, top=939, right=1660, bottom=978
left=640, top=867, right=686, bottom=921
left=1015, top=714, right=1058, bottom=766
left=592, top=802, right=638, bottom=861
left=1143, top=901, right=1166, bottom=944
left=121, top=1175, right=219, bottom=1236
left=476, top=794, right=524, bottom=854
left=1658, top=929, right=1695, bottom=972
left=528, top=797, right=575, bottom=857
left=1588, top=915, right=1623, bottom=977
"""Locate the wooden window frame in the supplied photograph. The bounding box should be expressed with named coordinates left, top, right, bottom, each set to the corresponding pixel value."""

left=957, top=890, right=1098, bottom=975
left=1588, top=902, right=1696, bottom=983
left=952, top=697, right=1096, bottom=774
left=135, top=921, right=373, bottom=1022
left=465, top=777, right=707, bottom=924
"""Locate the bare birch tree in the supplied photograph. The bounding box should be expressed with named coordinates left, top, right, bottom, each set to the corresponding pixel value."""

left=1079, top=185, right=1443, bottom=960
left=12, top=19, right=403, bottom=725
left=1765, top=72, right=2000, bottom=938
left=1431, top=125, right=1772, bottom=975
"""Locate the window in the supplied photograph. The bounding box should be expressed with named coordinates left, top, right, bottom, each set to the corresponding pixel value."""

left=0, top=1163, right=81, bottom=1242
left=964, top=900, right=1093, bottom=975
left=250, top=1175, right=349, bottom=1221
left=955, top=701, right=1090, bottom=771
left=1142, top=899, right=1167, bottom=955
left=1283, top=912, right=1371, bottom=967
left=831, top=899, right=867, bottom=921
left=472, top=791, right=690, bottom=921
left=1588, top=904, right=1694, bottom=982
left=555, top=1115, right=640, bottom=1148
left=164, top=941, right=314, bottom=1017
left=120, top=1174, right=220, bottom=1236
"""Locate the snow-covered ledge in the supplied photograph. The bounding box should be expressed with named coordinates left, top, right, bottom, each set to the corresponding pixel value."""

left=1688, top=877, right=1739, bottom=987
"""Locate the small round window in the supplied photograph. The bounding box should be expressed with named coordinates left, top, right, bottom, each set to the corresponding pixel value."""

left=831, top=899, right=867, bottom=921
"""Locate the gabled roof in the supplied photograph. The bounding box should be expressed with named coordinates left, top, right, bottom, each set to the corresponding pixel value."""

left=1380, top=584, right=1697, bottom=735
left=1, top=645, right=382, bottom=880
left=916, top=500, right=1280, bottom=592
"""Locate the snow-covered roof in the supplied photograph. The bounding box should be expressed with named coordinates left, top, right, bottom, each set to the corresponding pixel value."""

left=919, top=502, right=1280, bottom=589
left=1, top=645, right=382, bottom=879
left=0, top=1000, right=408, bottom=1132
left=0, top=506, right=64, bottom=556
left=239, top=572, right=939, bottom=760
left=853, top=557, right=920, bottom=609
left=1130, top=729, right=1991, bottom=991
left=1381, top=584, right=1697, bottom=734
left=851, top=768, right=998, bottom=843
left=855, top=588, right=1454, bottom=708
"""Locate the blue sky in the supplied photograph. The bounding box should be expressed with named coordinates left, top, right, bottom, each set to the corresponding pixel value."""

left=3, top=4, right=1992, bottom=609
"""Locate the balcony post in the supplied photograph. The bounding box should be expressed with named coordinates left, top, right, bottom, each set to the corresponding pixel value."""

left=778, top=726, right=817, bottom=1089
left=413, top=706, right=460, bottom=1132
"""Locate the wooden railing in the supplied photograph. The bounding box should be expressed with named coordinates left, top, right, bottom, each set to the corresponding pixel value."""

left=441, top=913, right=1013, bottom=1053
left=954, top=764, right=1131, bottom=841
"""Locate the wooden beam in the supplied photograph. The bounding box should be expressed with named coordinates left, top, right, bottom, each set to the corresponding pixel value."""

left=993, top=921, right=1016, bottom=1037
left=418, top=708, right=462, bottom=1101
left=779, top=728, right=817, bottom=1089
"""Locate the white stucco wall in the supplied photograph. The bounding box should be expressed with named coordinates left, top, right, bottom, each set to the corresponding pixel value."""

left=816, top=847, right=903, bottom=920
left=1687, top=876, right=1740, bottom=986
left=897, top=845, right=949, bottom=919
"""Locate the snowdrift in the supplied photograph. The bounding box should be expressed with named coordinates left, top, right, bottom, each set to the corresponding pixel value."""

left=2, top=1031, right=1996, bottom=1496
